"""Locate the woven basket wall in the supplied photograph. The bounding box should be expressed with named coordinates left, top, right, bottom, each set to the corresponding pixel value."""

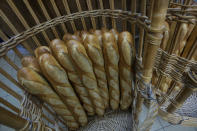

left=0, top=0, right=197, bottom=130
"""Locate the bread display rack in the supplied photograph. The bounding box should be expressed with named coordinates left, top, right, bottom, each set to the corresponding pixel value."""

left=0, top=0, right=197, bottom=130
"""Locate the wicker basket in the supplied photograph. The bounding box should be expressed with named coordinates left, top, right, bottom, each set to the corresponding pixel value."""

left=0, top=0, right=197, bottom=130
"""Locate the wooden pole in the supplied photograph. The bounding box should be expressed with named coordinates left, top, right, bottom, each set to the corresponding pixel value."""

left=135, top=0, right=169, bottom=128
left=0, top=106, right=26, bottom=129
left=138, top=0, right=146, bottom=57
left=131, top=0, right=136, bottom=47
left=0, top=106, right=56, bottom=130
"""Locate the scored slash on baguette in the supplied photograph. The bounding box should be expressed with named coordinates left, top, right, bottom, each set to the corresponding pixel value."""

left=49, top=39, right=95, bottom=116
left=102, top=31, right=120, bottom=110
left=35, top=46, right=88, bottom=126
left=17, top=29, right=138, bottom=129
left=118, top=31, right=135, bottom=110
left=66, top=40, right=105, bottom=116
left=18, top=60, right=79, bottom=130
left=83, top=34, right=109, bottom=109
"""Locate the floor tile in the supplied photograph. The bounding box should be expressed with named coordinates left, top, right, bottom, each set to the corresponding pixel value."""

left=0, top=74, right=22, bottom=93
left=13, top=54, right=22, bottom=68
left=1, top=58, right=18, bottom=80
left=158, top=116, right=171, bottom=127
left=163, top=125, right=196, bottom=131
left=4, top=94, right=20, bottom=109
left=7, top=50, right=16, bottom=62
left=138, top=105, right=148, bottom=123
left=17, top=90, right=24, bottom=96
left=0, top=88, right=10, bottom=98
left=156, top=129, right=165, bottom=131
left=0, top=125, right=14, bottom=131
left=138, top=105, right=163, bottom=131
left=150, top=117, right=163, bottom=131
left=0, top=102, right=17, bottom=115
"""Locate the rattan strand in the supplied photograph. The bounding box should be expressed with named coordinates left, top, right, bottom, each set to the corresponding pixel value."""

left=0, top=3, right=197, bottom=130
left=154, top=48, right=197, bottom=83
left=1, top=8, right=196, bottom=57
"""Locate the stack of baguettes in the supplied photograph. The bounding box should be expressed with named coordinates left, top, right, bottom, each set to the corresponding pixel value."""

left=17, top=29, right=135, bottom=130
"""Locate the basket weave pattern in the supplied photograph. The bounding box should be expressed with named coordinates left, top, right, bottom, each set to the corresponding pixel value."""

left=0, top=0, right=197, bottom=130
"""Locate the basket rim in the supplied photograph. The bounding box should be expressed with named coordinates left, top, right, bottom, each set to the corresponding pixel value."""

left=0, top=9, right=151, bottom=57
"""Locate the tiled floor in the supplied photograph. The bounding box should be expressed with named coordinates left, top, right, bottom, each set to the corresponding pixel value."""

left=151, top=117, right=197, bottom=131
left=137, top=104, right=197, bottom=131
left=0, top=125, right=14, bottom=131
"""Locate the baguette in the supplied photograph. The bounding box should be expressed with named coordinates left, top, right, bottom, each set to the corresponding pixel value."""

left=88, top=29, right=94, bottom=33
left=192, top=49, right=197, bottom=61
left=35, top=47, right=87, bottom=126
left=174, top=23, right=188, bottom=55
left=83, top=34, right=109, bottom=108
left=66, top=40, right=105, bottom=116
left=34, top=46, right=52, bottom=58
left=91, top=30, right=103, bottom=47
left=179, top=23, right=194, bottom=54
left=160, top=22, right=170, bottom=50
left=110, top=29, right=119, bottom=43
left=21, top=56, right=41, bottom=73
left=102, top=32, right=120, bottom=110
left=74, top=31, right=81, bottom=37
left=118, top=31, right=135, bottom=110
left=17, top=67, right=79, bottom=130
left=63, top=33, right=82, bottom=43
left=80, top=31, right=89, bottom=42
left=49, top=39, right=95, bottom=115
left=101, top=28, right=108, bottom=33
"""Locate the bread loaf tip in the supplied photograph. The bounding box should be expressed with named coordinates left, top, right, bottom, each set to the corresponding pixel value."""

left=21, top=56, right=41, bottom=73
left=34, top=46, right=51, bottom=58
left=63, top=33, right=82, bottom=43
